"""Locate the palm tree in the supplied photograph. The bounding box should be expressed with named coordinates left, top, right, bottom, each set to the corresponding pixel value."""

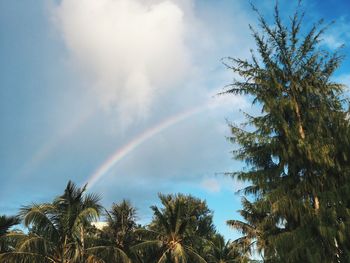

left=227, top=198, right=266, bottom=259
left=205, top=234, right=248, bottom=263
left=0, top=215, right=20, bottom=255
left=133, top=194, right=209, bottom=263
left=105, top=200, right=137, bottom=250
left=227, top=197, right=276, bottom=261
left=84, top=200, right=136, bottom=263
left=0, top=215, right=20, bottom=237
left=0, top=181, right=102, bottom=263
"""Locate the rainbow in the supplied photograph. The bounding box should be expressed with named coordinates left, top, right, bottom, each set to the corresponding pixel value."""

left=85, top=105, right=206, bottom=188
left=17, top=109, right=93, bottom=178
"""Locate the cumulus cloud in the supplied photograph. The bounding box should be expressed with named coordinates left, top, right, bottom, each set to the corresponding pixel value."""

left=54, top=0, right=193, bottom=126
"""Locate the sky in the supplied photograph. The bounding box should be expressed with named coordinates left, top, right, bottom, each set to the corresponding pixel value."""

left=1, top=0, right=350, bottom=240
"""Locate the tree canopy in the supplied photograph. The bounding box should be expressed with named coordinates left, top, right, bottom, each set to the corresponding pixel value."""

left=0, top=186, right=248, bottom=263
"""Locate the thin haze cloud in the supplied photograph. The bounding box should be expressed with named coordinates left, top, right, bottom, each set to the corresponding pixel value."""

left=200, top=178, right=221, bottom=193
left=16, top=109, right=93, bottom=178
left=84, top=93, right=243, bottom=189
left=86, top=104, right=205, bottom=189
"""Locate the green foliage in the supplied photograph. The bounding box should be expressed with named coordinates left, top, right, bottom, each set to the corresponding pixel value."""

left=1, top=186, right=249, bottom=263
left=133, top=193, right=215, bottom=263
left=105, top=200, right=137, bottom=250
left=225, top=2, right=350, bottom=262
left=0, top=181, right=102, bottom=263
left=84, top=200, right=137, bottom=263
left=0, top=215, right=20, bottom=255
left=0, top=215, right=20, bottom=237
left=204, top=233, right=249, bottom=263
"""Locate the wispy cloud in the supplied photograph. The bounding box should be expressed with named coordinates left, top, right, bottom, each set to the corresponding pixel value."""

left=322, top=16, right=350, bottom=50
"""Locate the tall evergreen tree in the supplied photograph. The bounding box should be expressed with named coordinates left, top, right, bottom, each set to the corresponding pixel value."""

left=225, top=3, right=350, bottom=262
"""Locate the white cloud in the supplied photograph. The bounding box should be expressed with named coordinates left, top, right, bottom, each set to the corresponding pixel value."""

left=323, top=35, right=343, bottom=50
left=322, top=17, right=350, bottom=50
left=52, top=0, right=254, bottom=130
left=54, top=0, right=193, bottom=126
left=200, top=175, right=247, bottom=194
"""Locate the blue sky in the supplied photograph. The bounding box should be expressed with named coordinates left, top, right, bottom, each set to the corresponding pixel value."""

left=1, top=0, right=350, bottom=240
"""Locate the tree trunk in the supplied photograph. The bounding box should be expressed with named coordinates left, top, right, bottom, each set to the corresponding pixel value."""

left=314, top=196, right=320, bottom=210
left=80, top=226, right=85, bottom=260
left=62, top=236, right=67, bottom=263
left=293, top=97, right=305, bottom=139
left=293, top=94, right=320, bottom=212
